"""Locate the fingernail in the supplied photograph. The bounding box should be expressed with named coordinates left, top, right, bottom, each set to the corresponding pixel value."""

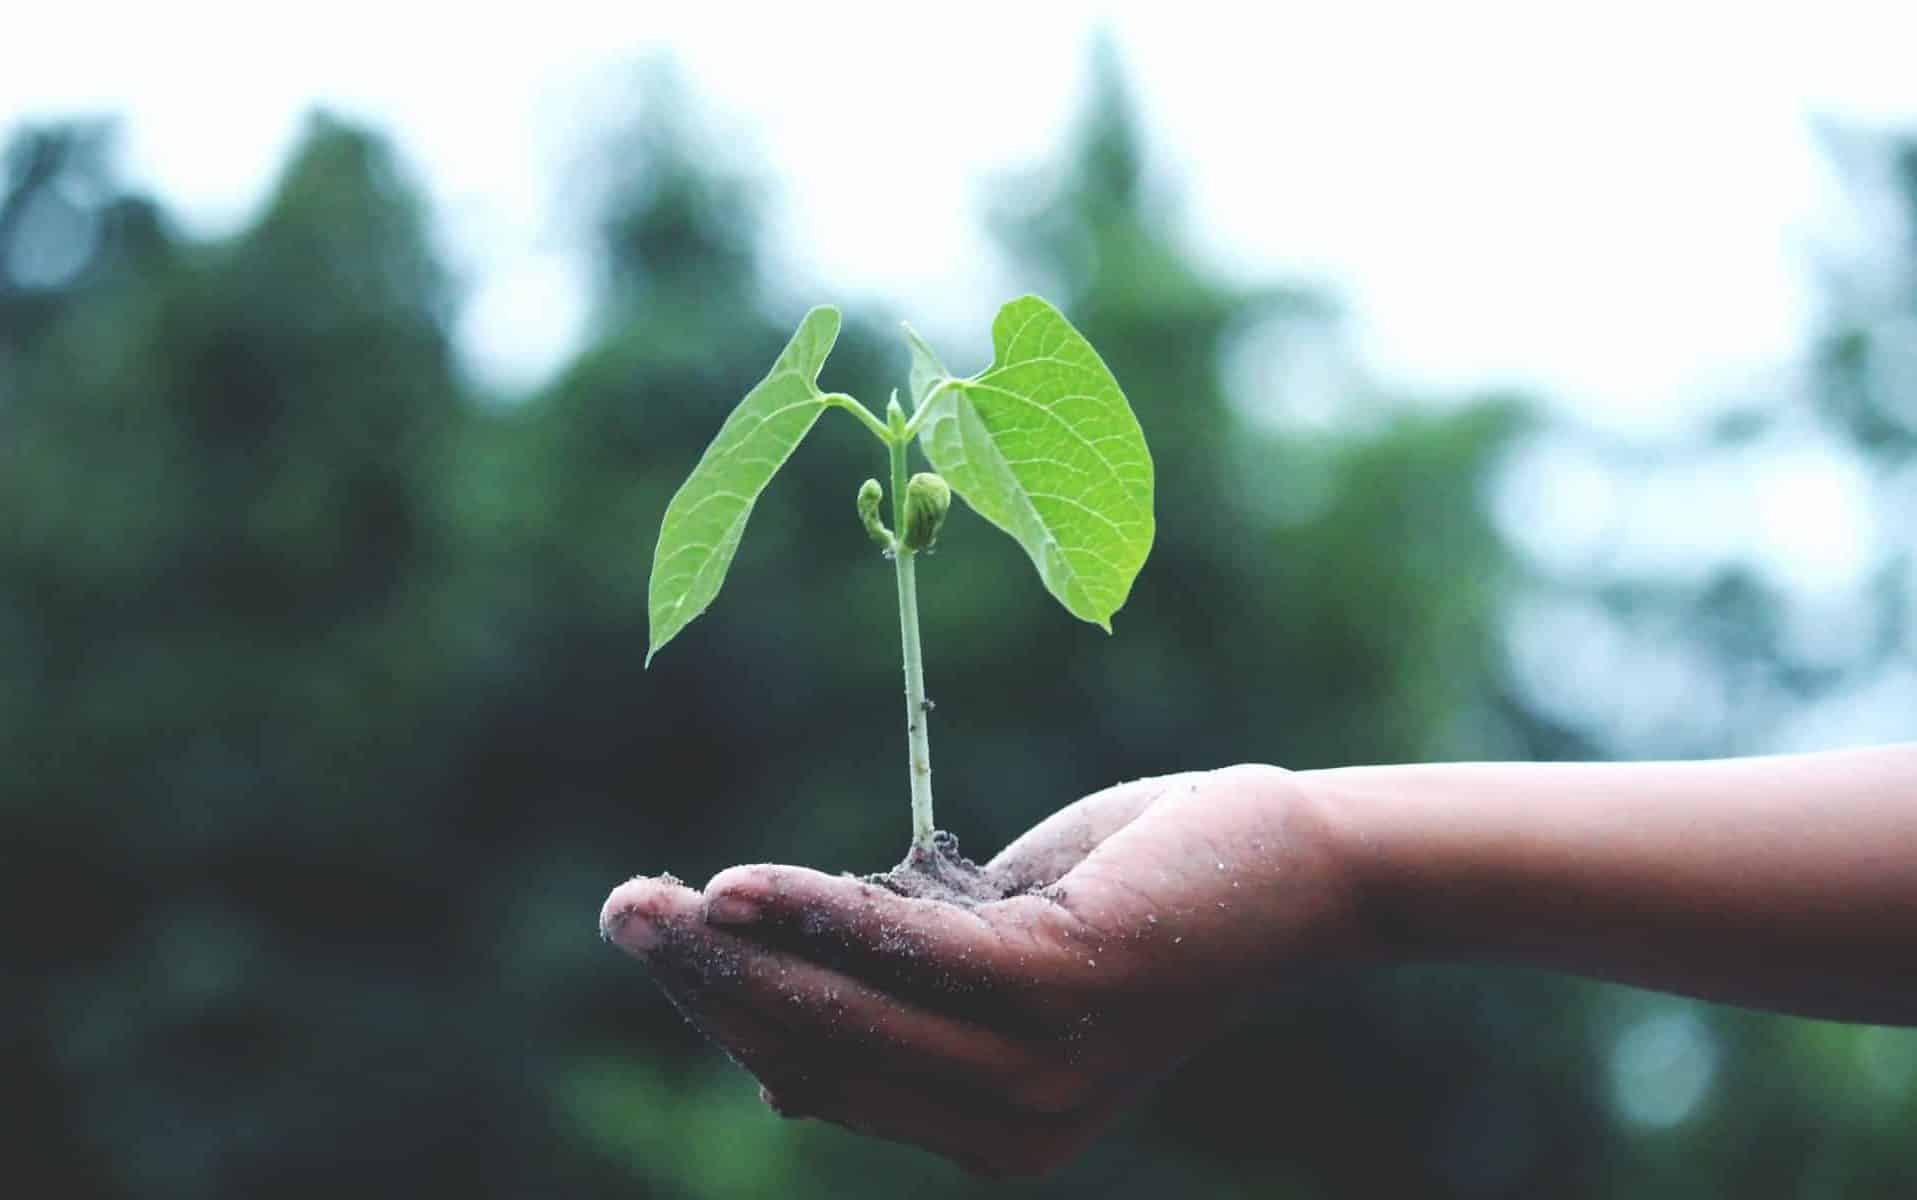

left=599, top=883, right=664, bottom=954
left=705, top=893, right=762, bottom=926
left=600, top=907, right=661, bottom=955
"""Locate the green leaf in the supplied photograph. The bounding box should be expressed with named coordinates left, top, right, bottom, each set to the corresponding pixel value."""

left=916, top=296, right=1154, bottom=630
left=646, top=306, right=841, bottom=664
left=903, top=321, right=950, bottom=409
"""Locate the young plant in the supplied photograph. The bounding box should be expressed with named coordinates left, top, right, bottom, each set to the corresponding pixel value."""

left=646, top=296, right=1154, bottom=857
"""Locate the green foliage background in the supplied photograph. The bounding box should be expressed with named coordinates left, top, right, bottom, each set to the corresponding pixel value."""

left=4, top=54, right=1913, bottom=1198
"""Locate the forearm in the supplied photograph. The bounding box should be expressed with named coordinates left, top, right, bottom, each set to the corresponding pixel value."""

left=1302, top=745, right=1917, bottom=1025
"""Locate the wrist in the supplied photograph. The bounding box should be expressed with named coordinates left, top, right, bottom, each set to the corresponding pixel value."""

left=1213, top=764, right=1397, bottom=971
left=1293, top=768, right=1425, bottom=967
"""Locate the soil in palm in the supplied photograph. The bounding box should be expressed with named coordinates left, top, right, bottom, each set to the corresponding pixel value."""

left=862, top=829, right=1030, bottom=907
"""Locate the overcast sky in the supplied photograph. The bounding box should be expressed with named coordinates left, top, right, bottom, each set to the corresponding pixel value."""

left=7, top=0, right=1915, bottom=752
left=6, top=1, right=1916, bottom=431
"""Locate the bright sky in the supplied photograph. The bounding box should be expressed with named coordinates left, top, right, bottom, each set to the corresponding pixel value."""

left=6, top=0, right=1914, bottom=751
left=7, top=1, right=1916, bottom=427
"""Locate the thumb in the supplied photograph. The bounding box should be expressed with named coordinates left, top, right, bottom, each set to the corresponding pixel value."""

left=986, top=773, right=1199, bottom=892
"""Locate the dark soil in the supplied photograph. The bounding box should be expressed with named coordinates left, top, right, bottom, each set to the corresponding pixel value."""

left=862, top=829, right=1030, bottom=907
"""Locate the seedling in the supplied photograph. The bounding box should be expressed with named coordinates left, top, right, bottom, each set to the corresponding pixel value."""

left=647, top=296, right=1154, bottom=860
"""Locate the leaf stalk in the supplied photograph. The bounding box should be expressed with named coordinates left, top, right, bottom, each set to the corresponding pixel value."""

left=890, top=426, right=937, bottom=851
left=824, top=393, right=893, bottom=445
left=899, top=377, right=957, bottom=441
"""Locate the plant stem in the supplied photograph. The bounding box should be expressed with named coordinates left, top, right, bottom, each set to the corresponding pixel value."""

left=823, top=393, right=892, bottom=445
left=889, top=430, right=936, bottom=852
left=898, top=377, right=957, bottom=442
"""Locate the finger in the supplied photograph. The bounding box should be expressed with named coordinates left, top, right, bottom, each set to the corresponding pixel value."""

left=600, top=873, right=703, bottom=957
left=700, top=864, right=1090, bottom=1013
left=687, top=930, right=1055, bottom=1102
left=602, top=875, right=894, bottom=1095
left=606, top=880, right=1128, bottom=1175
left=723, top=1001, right=1108, bottom=1178
left=699, top=779, right=1196, bottom=1005
left=611, top=876, right=1061, bottom=1101
left=987, top=773, right=1197, bottom=889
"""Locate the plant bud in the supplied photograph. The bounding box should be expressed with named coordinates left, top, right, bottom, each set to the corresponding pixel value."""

left=901, top=472, right=952, bottom=552
left=856, top=478, right=892, bottom=549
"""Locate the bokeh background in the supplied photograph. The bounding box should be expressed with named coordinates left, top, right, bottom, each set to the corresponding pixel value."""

left=6, top=6, right=1915, bottom=1196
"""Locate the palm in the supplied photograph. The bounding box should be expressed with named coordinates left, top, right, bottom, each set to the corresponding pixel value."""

left=599, top=765, right=1348, bottom=1177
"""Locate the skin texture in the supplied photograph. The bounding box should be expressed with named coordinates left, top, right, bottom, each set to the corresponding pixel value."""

left=600, top=745, right=1917, bottom=1177
left=1317, top=744, right=1917, bottom=1025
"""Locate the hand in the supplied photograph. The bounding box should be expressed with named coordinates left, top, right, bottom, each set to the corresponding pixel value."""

left=599, top=765, right=1362, bottom=1178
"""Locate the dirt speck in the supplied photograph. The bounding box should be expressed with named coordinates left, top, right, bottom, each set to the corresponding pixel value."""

left=862, top=829, right=1032, bottom=908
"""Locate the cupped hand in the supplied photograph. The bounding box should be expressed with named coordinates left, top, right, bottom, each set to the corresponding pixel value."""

left=599, top=765, right=1361, bottom=1178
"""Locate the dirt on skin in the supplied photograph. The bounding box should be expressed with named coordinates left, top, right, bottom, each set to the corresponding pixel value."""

left=606, top=826, right=1075, bottom=1007
left=862, top=829, right=1031, bottom=907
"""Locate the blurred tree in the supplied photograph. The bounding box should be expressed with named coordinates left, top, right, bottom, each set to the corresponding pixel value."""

left=1816, top=136, right=1917, bottom=461
left=1465, top=123, right=1917, bottom=1197
left=561, top=44, right=1590, bottom=1199
left=4, top=46, right=1912, bottom=1200
left=0, top=122, right=168, bottom=350
left=1499, top=127, right=1917, bottom=766
left=0, top=114, right=583, bottom=1197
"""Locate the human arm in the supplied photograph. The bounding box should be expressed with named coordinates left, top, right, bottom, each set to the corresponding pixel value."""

left=599, top=766, right=1354, bottom=1176
left=1313, top=743, right=1917, bottom=1025
left=598, top=745, right=1917, bottom=1175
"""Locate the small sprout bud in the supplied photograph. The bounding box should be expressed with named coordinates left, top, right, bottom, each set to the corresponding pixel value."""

left=856, top=478, right=893, bottom=550
left=901, top=471, right=952, bottom=552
